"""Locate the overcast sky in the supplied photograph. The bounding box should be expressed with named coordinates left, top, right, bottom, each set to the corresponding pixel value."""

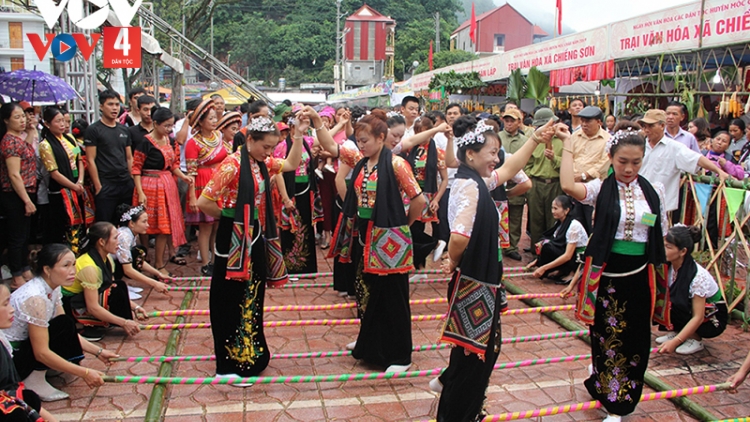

left=503, top=0, right=695, bottom=32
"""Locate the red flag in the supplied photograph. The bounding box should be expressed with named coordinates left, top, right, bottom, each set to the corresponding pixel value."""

left=556, top=0, right=562, bottom=35
left=429, top=40, right=434, bottom=70
left=469, top=2, right=477, bottom=44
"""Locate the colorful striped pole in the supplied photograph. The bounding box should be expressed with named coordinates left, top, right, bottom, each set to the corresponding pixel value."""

left=170, top=266, right=531, bottom=282
left=139, top=305, right=575, bottom=329
left=712, top=419, right=750, bottom=422
left=147, top=295, right=567, bottom=317
left=112, top=330, right=588, bottom=363
left=474, top=384, right=729, bottom=422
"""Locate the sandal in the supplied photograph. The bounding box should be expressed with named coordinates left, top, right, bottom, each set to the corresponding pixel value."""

left=169, top=255, right=187, bottom=265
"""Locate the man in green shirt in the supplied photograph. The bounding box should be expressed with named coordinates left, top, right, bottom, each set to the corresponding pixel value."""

left=525, top=108, right=564, bottom=248
left=498, top=108, right=528, bottom=261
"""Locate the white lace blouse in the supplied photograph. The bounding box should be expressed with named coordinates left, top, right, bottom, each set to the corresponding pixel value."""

left=4, top=277, right=62, bottom=342
left=114, top=226, right=137, bottom=264
left=668, top=261, right=720, bottom=299
left=557, top=219, right=588, bottom=248
left=449, top=168, right=529, bottom=238
left=581, top=178, right=668, bottom=243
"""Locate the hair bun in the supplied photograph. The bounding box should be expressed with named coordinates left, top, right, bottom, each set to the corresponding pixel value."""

left=369, top=109, right=388, bottom=123
left=688, top=225, right=701, bottom=243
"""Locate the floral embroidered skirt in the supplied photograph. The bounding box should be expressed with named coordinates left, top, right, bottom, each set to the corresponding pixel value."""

left=210, top=216, right=270, bottom=377
left=584, top=253, right=651, bottom=416
left=279, top=183, right=318, bottom=274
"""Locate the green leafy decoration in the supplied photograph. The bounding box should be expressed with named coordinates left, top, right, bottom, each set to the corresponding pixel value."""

left=525, top=67, right=550, bottom=105
left=506, top=68, right=526, bottom=103
left=428, top=71, right=485, bottom=93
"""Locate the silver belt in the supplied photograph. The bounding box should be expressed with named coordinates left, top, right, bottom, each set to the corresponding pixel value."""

left=602, top=262, right=648, bottom=278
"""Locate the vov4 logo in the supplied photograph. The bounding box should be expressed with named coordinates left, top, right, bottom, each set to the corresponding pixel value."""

left=27, top=0, right=142, bottom=68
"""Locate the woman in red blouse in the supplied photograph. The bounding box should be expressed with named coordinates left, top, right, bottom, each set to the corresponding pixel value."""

left=0, top=102, right=37, bottom=289
left=197, top=116, right=303, bottom=382
left=317, top=108, right=426, bottom=374
left=132, top=107, right=191, bottom=276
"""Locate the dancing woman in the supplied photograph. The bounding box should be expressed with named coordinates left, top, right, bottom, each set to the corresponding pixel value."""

left=274, top=114, right=321, bottom=274
left=559, top=124, right=668, bottom=422
left=185, top=99, right=227, bottom=276
left=197, top=116, right=303, bottom=382
left=38, top=107, right=93, bottom=255
left=318, top=109, right=425, bottom=373
left=436, top=117, right=554, bottom=422
left=132, top=107, right=190, bottom=275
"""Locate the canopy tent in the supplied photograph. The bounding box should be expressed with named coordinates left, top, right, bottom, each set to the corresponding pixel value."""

left=202, top=87, right=253, bottom=105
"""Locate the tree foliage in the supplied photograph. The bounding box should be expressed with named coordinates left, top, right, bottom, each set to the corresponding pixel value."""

left=151, top=0, right=463, bottom=87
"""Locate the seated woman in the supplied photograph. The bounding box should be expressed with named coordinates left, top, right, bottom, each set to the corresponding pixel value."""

left=0, top=283, right=58, bottom=421
left=62, top=222, right=148, bottom=341
left=4, top=244, right=116, bottom=402
left=527, top=195, right=587, bottom=284
left=703, top=132, right=745, bottom=180
left=656, top=225, right=727, bottom=355
left=114, top=204, right=169, bottom=294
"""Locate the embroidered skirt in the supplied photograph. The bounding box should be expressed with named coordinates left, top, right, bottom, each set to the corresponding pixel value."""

left=137, top=170, right=187, bottom=248
left=279, top=182, right=318, bottom=274
left=211, top=216, right=271, bottom=377
left=437, top=267, right=504, bottom=422
left=583, top=253, right=651, bottom=416
left=47, top=190, right=87, bottom=255
left=332, top=199, right=355, bottom=296
left=350, top=219, right=412, bottom=368
left=62, top=280, right=133, bottom=328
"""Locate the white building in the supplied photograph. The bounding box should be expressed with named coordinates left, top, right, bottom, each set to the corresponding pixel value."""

left=0, top=2, right=50, bottom=73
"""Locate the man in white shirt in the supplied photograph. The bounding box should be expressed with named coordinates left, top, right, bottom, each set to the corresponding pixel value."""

left=401, top=96, right=420, bottom=139
left=638, top=109, right=727, bottom=212
left=432, top=103, right=462, bottom=261
left=664, top=101, right=700, bottom=153
left=568, top=98, right=585, bottom=132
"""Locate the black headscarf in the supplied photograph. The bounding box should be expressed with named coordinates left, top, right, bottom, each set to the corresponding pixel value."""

left=490, top=149, right=507, bottom=202
left=584, top=174, right=665, bottom=267
left=406, top=139, right=438, bottom=194
left=541, top=211, right=577, bottom=252
left=43, top=131, right=79, bottom=193
left=669, top=253, right=698, bottom=315
left=341, top=146, right=409, bottom=229
left=226, top=146, right=279, bottom=279
left=455, top=163, right=500, bottom=286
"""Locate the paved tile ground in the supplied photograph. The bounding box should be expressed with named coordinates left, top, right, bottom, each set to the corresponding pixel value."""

left=26, top=227, right=750, bottom=422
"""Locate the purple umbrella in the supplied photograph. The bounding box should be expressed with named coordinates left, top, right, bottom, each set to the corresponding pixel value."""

left=0, top=69, right=79, bottom=104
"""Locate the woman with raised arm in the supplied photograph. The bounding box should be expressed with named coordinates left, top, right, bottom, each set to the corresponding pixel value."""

left=273, top=114, right=321, bottom=274
left=197, top=116, right=303, bottom=383
left=318, top=108, right=425, bottom=373
left=435, top=116, right=554, bottom=422
left=558, top=121, right=668, bottom=422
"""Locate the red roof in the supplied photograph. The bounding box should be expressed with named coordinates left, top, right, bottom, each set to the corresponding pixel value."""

left=534, top=25, right=548, bottom=37
left=453, top=3, right=533, bottom=34
left=346, top=4, right=395, bottom=23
